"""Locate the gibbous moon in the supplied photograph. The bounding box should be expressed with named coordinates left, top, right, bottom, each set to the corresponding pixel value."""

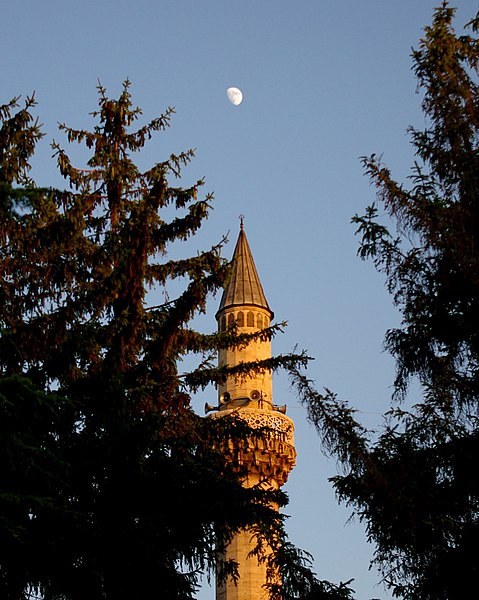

left=227, top=87, right=243, bottom=106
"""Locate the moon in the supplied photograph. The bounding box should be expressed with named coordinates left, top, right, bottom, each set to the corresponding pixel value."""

left=227, top=87, right=243, bottom=106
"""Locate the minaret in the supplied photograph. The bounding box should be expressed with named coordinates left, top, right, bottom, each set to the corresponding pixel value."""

left=209, top=221, right=296, bottom=600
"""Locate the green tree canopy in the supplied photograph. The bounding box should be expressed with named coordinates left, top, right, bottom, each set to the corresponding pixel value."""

left=0, top=83, right=352, bottom=600
left=292, top=3, right=479, bottom=599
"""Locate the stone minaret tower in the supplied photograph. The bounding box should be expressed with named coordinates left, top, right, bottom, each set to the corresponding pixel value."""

left=209, top=221, right=296, bottom=600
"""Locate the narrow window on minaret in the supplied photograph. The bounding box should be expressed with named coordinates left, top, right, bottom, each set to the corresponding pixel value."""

left=228, top=313, right=235, bottom=327
left=220, top=316, right=226, bottom=331
left=257, top=314, right=263, bottom=329
left=237, top=311, right=244, bottom=327
left=247, top=311, right=254, bottom=327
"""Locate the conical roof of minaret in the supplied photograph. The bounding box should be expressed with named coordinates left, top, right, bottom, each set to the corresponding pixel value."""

left=217, top=222, right=273, bottom=318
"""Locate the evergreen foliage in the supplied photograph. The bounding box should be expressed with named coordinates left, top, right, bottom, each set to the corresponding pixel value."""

left=0, top=85, right=352, bottom=599
left=292, top=3, right=479, bottom=598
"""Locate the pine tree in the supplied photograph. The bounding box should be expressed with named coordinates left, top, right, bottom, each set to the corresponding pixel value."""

left=292, top=3, right=479, bottom=599
left=0, top=84, right=353, bottom=600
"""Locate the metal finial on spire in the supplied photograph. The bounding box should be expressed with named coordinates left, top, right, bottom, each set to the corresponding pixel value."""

left=239, top=214, right=245, bottom=230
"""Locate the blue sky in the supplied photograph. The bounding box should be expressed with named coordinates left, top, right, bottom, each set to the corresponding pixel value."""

left=3, top=2, right=478, bottom=598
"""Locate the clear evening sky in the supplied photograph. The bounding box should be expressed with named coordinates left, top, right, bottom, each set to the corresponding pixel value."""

left=3, top=2, right=477, bottom=598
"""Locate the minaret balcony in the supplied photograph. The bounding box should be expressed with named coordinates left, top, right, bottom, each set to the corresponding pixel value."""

left=212, top=406, right=294, bottom=446
left=211, top=407, right=296, bottom=487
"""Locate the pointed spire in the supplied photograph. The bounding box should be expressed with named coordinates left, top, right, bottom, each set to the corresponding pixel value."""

left=217, top=220, right=273, bottom=317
